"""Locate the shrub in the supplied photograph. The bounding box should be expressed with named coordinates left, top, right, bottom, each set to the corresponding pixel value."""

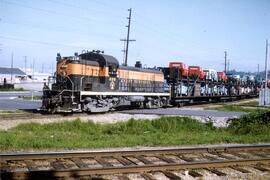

left=227, top=111, right=270, bottom=134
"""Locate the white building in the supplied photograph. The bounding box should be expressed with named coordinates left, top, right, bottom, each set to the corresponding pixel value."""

left=0, top=67, right=53, bottom=91
left=0, top=67, right=26, bottom=84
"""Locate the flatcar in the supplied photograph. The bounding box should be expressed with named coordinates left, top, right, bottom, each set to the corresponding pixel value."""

left=42, top=51, right=170, bottom=113
left=162, top=61, right=260, bottom=105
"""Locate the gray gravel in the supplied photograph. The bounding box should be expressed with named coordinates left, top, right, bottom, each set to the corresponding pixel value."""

left=121, top=108, right=246, bottom=117
left=0, top=109, right=243, bottom=130
left=0, top=113, right=160, bottom=130
left=119, top=108, right=247, bottom=127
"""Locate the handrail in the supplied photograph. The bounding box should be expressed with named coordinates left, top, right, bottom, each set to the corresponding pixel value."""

left=65, top=75, right=74, bottom=103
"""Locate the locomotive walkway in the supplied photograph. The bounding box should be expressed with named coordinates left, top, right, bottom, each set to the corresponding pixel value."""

left=1, top=144, right=270, bottom=179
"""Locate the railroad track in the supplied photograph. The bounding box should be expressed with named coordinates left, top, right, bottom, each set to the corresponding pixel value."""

left=1, top=144, right=270, bottom=179
left=0, top=111, right=106, bottom=121
left=0, top=113, right=56, bottom=120
left=0, top=113, right=87, bottom=120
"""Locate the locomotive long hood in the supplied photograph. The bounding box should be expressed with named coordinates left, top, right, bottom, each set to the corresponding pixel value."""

left=79, top=52, right=119, bottom=68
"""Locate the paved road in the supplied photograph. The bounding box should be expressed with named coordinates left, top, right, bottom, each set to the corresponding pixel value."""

left=0, top=91, right=42, bottom=98
left=0, top=91, right=42, bottom=110
left=0, top=98, right=41, bottom=110
left=0, top=91, right=246, bottom=117
left=121, top=108, right=246, bottom=118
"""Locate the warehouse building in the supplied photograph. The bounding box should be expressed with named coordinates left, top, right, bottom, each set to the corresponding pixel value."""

left=0, top=67, right=26, bottom=84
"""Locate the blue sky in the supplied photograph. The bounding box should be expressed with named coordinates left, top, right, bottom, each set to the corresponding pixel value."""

left=0, top=0, right=269, bottom=73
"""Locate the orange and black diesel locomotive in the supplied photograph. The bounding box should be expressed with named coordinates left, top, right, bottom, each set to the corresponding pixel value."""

left=42, top=51, right=170, bottom=113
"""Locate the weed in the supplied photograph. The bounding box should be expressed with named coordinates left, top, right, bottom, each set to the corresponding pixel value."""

left=227, top=111, right=270, bottom=135
left=0, top=115, right=269, bottom=151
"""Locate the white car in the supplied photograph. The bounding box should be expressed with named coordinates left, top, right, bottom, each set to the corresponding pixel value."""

left=203, top=69, right=218, bottom=81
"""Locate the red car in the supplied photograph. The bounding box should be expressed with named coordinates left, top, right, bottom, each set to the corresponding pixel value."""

left=217, top=72, right=228, bottom=82
left=188, top=66, right=205, bottom=79
left=169, top=62, right=188, bottom=77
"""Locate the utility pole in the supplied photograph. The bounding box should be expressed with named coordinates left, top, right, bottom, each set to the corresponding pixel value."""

left=51, top=63, right=54, bottom=76
left=121, top=40, right=126, bottom=65
left=224, top=51, right=227, bottom=73
left=257, top=64, right=260, bottom=81
left=23, top=56, right=27, bottom=74
left=120, top=8, right=136, bottom=66
left=227, top=59, right=230, bottom=72
left=42, top=63, right=44, bottom=73
left=10, top=52, right=14, bottom=83
left=264, top=39, right=268, bottom=105
left=32, top=58, right=35, bottom=78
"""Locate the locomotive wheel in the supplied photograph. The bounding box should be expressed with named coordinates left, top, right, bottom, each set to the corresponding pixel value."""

left=48, top=107, right=56, bottom=114
left=145, top=101, right=153, bottom=109
left=156, top=99, right=161, bottom=108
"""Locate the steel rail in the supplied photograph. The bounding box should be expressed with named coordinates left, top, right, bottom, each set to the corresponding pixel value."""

left=1, top=144, right=270, bottom=161
left=1, top=157, right=269, bottom=179
left=0, top=113, right=62, bottom=120
left=0, top=112, right=99, bottom=121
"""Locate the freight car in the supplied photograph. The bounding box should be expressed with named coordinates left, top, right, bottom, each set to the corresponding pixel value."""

left=42, top=51, right=170, bottom=113
left=162, top=61, right=260, bottom=105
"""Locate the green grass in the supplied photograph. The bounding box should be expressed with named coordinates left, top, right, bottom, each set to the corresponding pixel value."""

left=236, top=100, right=259, bottom=107
left=206, top=104, right=268, bottom=113
left=0, top=88, right=24, bottom=91
left=0, top=110, right=26, bottom=114
left=0, top=114, right=270, bottom=151
left=206, top=99, right=266, bottom=113
left=227, top=111, right=270, bottom=135
left=18, top=96, right=42, bottom=100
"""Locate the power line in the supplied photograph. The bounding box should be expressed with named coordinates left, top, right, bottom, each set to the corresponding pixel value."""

left=46, top=0, right=123, bottom=18
left=133, top=12, right=236, bottom=61
left=1, top=0, right=122, bottom=28
left=132, top=19, right=223, bottom=61
left=53, top=2, right=189, bottom=48
left=4, top=0, right=202, bottom=60
left=1, top=0, right=259, bottom=71
left=89, top=0, right=127, bottom=12
left=0, top=35, right=91, bottom=49
left=0, top=20, right=120, bottom=41
left=1, top=0, right=227, bottom=62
